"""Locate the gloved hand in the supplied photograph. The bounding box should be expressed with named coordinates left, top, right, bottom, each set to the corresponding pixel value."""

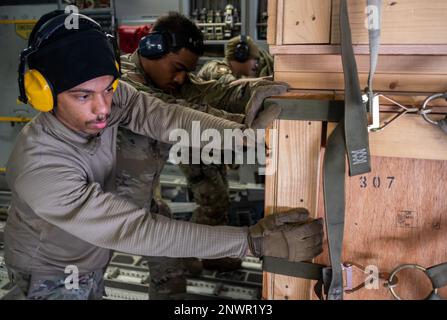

left=250, top=103, right=282, bottom=129
left=248, top=208, right=324, bottom=262
left=243, top=82, right=289, bottom=128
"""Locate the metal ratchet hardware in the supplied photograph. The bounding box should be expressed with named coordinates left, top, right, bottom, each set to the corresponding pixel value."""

left=387, top=264, right=438, bottom=300
left=365, top=92, right=447, bottom=132
left=341, top=261, right=397, bottom=294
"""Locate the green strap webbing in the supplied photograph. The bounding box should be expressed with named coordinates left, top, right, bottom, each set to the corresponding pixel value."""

left=322, top=0, right=372, bottom=300
left=426, top=262, right=447, bottom=300
left=428, top=262, right=447, bottom=287
left=340, top=0, right=371, bottom=177
left=324, top=123, right=347, bottom=300
left=262, top=256, right=325, bottom=280
left=262, top=256, right=331, bottom=300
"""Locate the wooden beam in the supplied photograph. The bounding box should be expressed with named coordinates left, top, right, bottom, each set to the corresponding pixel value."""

left=263, top=119, right=322, bottom=300
left=275, top=55, right=447, bottom=75
left=275, top=72, right=447, bottom=92
left=269, top=44, right=447, bottom=56
left=326, top=114, right=447, bottom=161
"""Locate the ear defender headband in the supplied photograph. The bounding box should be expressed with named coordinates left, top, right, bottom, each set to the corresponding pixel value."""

left=234, top=34, right=250, bottom=63
left=18, top=13, right=120, bottom=112
left=138, top=31, right=202, bottom=59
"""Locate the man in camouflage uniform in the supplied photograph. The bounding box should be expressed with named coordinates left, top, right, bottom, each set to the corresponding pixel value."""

left=197, top=35, right=274, bottom=82
left=116, top=12, right=287, bottom=299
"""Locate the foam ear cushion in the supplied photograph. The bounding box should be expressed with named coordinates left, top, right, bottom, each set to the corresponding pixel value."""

left=24, top=69, right=54, bottom=112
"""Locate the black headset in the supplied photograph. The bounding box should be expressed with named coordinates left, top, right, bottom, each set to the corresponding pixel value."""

left=18, top=12, right=120, bottom=112
left=138, top=30, right=203, bottom=59
left=234, top=34, right=250, bottom=63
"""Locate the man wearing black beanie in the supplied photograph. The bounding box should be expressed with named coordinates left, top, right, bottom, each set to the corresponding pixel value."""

left=4, top=11, right=324, bottom=299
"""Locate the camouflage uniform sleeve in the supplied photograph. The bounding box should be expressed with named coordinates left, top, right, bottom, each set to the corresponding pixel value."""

left=110, top=80, right=246, bottom=146
left=196, top=60, right=235, bottom=82
left=257, top=48, right=274, bottom=78
left=120, top=63, right=245, bottom=124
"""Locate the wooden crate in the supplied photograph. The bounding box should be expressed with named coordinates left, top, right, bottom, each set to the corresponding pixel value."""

left=263, top=94, right=447, bottom=300
left=269, top=0, right=447, bottom=46
left=264, top=0, right=447, bottom=299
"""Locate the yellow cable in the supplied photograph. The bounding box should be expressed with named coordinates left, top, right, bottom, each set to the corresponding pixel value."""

left=0, top=117, right=32, bottom=123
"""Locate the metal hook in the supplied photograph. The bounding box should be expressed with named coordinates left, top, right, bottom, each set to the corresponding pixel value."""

left=420, top=92, right=447, bottom=126
left=368, top=94, right=419, bottom=132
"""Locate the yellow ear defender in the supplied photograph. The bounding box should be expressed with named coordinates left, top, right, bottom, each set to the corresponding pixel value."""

left=18, top=13, right=121, bottom=112
left=23, top=69, right=55, bottom=112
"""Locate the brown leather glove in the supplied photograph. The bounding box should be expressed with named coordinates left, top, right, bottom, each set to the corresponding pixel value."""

left=248, top=208, right=324, bottom=262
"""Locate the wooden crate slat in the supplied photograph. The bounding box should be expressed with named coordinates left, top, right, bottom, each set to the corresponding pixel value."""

left=275, top=71, right=447, bottom=92
left=263, top=119, right=322, bottom=300
left=331, top=0, right=447, bottom=45
left=275, top=54, right=447, bottom=75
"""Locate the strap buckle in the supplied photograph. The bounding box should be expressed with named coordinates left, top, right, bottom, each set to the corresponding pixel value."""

left=365, top=93, right=419, bottom=132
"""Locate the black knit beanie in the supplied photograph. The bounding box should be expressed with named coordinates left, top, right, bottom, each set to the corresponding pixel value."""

left=27, top=10, right=120, bottom=95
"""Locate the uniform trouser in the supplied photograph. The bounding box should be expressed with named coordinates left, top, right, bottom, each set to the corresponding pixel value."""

left=178, top=163, right=230, bottom=226
left=7, top=267, right=105, bottom=300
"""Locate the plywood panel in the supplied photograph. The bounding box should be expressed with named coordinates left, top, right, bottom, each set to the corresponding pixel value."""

left=275, top=55, right=447, bottom=74
left=369, top=114, right=447, bottom=161
left=331, top=0, right=447, bottom=45
left=282, top=0, right=331, bottom=44
left=275, top=71, right=447, bottom=92
left=315, top=156, right=447, bottom=300
left=263, top=119, right=323, bottom=300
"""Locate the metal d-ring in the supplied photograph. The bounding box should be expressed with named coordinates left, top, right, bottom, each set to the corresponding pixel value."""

left=421, top=93, right=447, bottom=126
left=387, top=264, right=438, bottom=300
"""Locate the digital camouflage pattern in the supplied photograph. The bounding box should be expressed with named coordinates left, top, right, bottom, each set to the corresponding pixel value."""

left=7, top=267, right=105, bottom=300
left=197, top=48, right=274, bottom=82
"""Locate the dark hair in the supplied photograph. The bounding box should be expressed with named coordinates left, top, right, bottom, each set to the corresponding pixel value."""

left=153, top=11, right=204, bottom=56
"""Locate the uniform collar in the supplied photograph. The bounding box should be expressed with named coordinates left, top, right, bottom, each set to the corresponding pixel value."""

left=38, top=112, right=103, bottom=155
